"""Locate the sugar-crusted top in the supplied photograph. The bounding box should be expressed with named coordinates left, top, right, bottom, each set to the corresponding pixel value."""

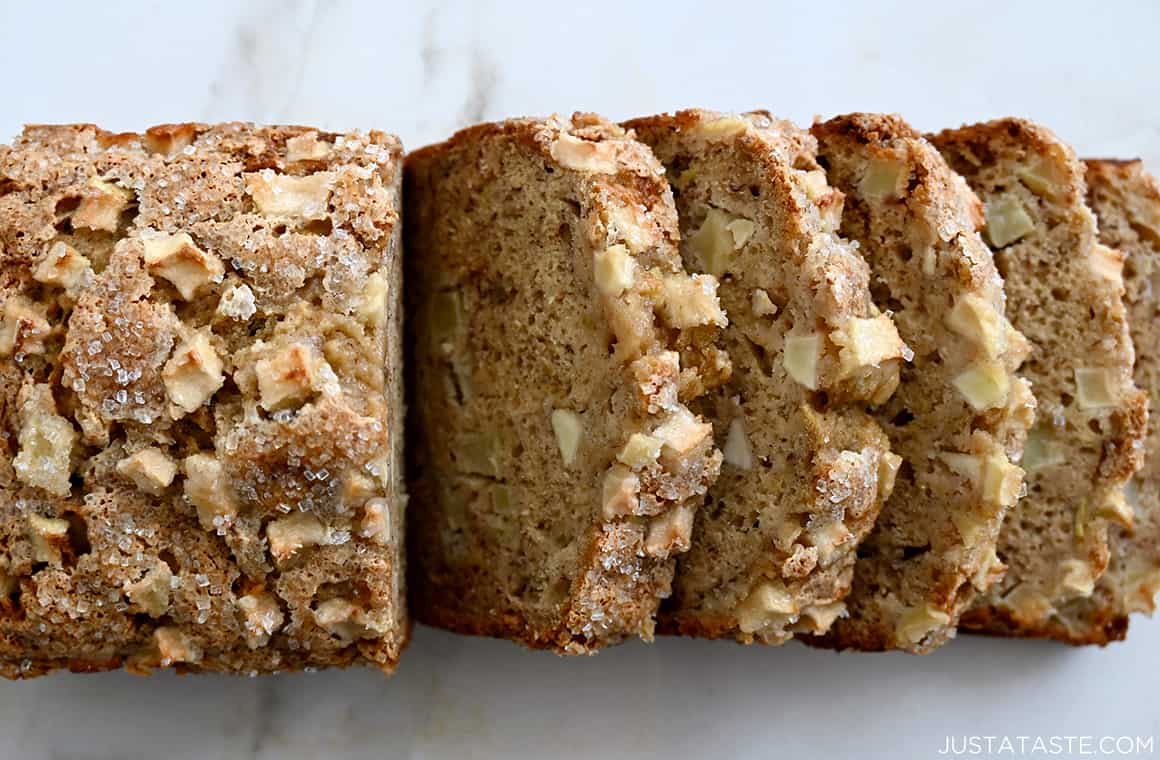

left=0, top=122, right=405, bottom=676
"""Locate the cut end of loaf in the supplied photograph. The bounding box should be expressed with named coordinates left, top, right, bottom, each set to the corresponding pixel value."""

left=932, top=120, right=1149, bottom=643
left=626, top=109, right=902, bottom=645
left=404, top=113, right=727, bottom=653
left=808, top=113, right=1035, bottom=653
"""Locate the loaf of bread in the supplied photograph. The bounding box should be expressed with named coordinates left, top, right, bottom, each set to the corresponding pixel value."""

left=0, top=123, right=406, bottom=677
left=626, top=110, right=905, bottom=644
left=933, top=120, right=1148, bottom=640
left=1047, top=158, right=1160, bottom=643
left=810, top=114, right=1035, bottom=652
left=405, top=114, right=727, bottom=652
left=4, top=110, right=1156, bottom=679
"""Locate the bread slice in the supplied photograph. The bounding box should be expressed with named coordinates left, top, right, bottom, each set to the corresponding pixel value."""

left=932, top=120, right=1148, bottom=640
left=405, top=114, right=728, bottom=652
left=1049, top=158, right=1160, bottom=643
left=626, top=110, right=906, bottom=644
left=809, top=114, right=1036, bottom=652
left=0, top=123, right=406, bottom=677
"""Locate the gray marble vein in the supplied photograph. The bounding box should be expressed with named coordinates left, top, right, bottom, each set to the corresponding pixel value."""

left=202, top=0, right=325, bottom=124
left=421, top=8, right=442, bottom=84
left=460, top=45, right=498, bottom=125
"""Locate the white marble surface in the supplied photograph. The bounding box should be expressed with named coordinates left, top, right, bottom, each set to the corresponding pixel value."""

left=2, top=1, right=1160, bottom=758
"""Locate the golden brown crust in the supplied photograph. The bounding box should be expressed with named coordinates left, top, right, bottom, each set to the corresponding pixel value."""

left=0, top=122, right=406, bottom=678
left=962, top=602, right=1127, bottom=646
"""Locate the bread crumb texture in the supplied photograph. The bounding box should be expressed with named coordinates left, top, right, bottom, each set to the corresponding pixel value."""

left=627, top=110, right=905, bottom=645
left=0, top=122, right=407, bottom=677
left=809, top=114, right=1034, bottom=653
left=932, top=120, right=1147, bottom=643
left=1047, top=158, right=1160, bottom=644
left=405, top=114, right=726, bottom=653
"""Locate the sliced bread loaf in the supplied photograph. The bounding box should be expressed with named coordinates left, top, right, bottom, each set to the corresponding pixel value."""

left=405, top=114, right=728, bottom=652
left=810, top=114, right=1035, bottom=652
left=1044, top=158, right=1160, bottom=643
left=626, top=110, right=906, bottom=644
left=932, top=120, right=1148, bottom=640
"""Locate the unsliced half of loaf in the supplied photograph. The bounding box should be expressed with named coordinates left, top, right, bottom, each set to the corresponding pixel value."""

left=0, top=123, right=407, bottom=677
left=811, top=114, right=1035, bottom=652
left=626, top=110, right=906, bottom=644
left=932, top=120, right=1148, bottom=641
left=1056, top=158, right=1160, bottom=643
left=405, top=114, right=729, bottom=652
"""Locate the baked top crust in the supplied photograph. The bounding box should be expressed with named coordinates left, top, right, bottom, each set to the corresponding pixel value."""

left=0, top=122, right=407, bottom=677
